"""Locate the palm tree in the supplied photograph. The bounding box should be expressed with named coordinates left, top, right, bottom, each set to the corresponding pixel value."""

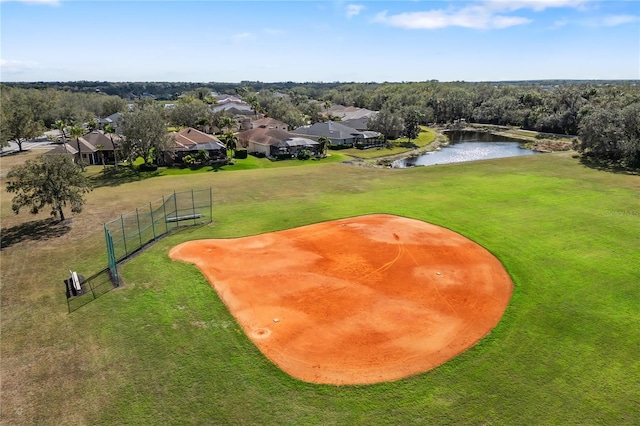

left=103, top=124, right=119, bottom=171
left=249, top=99, right=260, bottom=116
left=53, top=119, right=68, bottom=153
left=218, top=116, right=236, bottom=134
left=223, top=131, right=238, bottom=158
left=87, top=118, right=98, bottom=131
left=69, top=125, right=85, bottom=171
left=95, top=144, right=107, bottom=170
left=195, top=115, right=213, bottom=134
left=317, top=136, right=330, bottom=157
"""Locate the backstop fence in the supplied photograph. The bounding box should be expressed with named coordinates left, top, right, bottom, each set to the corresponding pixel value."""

left=66, top=188, right=213, bottom=313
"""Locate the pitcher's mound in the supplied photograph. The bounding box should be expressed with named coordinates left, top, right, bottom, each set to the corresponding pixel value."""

left=169, top=214, right=513, bottom=385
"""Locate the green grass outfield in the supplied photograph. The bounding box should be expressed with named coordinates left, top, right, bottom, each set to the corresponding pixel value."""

left=1, top=152, right=638, bottom=425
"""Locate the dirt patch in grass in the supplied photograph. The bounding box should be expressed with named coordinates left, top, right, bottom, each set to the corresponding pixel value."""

left=170, top=214, right=513, bottom=385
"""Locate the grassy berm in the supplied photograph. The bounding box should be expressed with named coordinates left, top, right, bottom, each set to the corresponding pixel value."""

left=1, top=150, right=638, bottom=425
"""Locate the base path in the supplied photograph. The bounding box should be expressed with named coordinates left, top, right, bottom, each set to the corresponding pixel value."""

left=169, top=214, right=513, bottom=385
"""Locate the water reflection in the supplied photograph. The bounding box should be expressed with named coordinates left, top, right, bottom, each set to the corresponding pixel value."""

left=393, top=132, right=537, bottom=168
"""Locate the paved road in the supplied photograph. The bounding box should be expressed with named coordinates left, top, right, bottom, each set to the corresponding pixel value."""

left=1, top=133, right=58, bottom=156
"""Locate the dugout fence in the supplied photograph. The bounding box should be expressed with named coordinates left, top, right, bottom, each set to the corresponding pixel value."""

left=66, top=188, right=212, bottom=313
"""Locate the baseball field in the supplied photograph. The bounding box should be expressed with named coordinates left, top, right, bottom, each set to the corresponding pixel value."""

left=1, top=151, right=638, bottom=424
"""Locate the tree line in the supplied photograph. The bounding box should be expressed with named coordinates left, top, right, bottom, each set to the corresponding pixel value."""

left=255, top=81, right=640, bottom=167
left=3, top=79, right=638, bottom=226
left=2, top=80, right=639, bottom=167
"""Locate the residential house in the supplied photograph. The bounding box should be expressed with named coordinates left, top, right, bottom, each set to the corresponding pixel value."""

left=165, top=127, right=227, bottom=165
left=46, top=143, right=79, bottom=157
left=80, top=130, right=119, bottom=165
left=291, top=122, right=384, bottom=148
left=46, top=130, right=119, bottom=166
left=211, top=98, right=255, bottom=116
left=237, top=127, right=319, bottom=158
left=324, top=105, right=378, bottom=131
left=98, top=112, right=123, bottom=133
left=239, top=117, right=252, bottom=131
left=211, top=92, right=243, bottom=103
left=240, top=117, right=289, bottom=131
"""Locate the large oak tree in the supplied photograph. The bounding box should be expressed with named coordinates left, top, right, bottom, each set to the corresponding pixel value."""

left=0, top=89, right=45, bottom=152
left=120, top=104, right=172, bottom=165
left=6, top=154, right=92, bottom=221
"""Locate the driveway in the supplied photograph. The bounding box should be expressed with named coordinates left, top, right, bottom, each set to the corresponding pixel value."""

left=1, top=133, right=57, bottom=156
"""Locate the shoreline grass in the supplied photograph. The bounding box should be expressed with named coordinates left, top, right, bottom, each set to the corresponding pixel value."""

left=339, top=126, right=437, bottom=160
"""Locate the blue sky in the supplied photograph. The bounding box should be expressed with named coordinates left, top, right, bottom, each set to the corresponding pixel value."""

left=1, top=0, right=639, bottom=82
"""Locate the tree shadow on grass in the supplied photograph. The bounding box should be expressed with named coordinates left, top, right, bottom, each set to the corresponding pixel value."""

left=1, top=218, right=72, bottom=249
left=578, top=156, right=640, bottom=176
left=89, top=167, right=162, bottom=188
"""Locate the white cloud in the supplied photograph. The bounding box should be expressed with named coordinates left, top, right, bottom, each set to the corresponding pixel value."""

left=601, top=14, right=640, bottom=27
left=484, top=0, right=588, bottom=12
left=0, top=58, right=39, bottom=74
left=231, top=32, right=253, bottom=43
left=373, top=7, right=531, bottom=30
left=0, top=0, right=61, bottom=5
left=346, top=4, right=365, bottom=19
left=372, top=0, right=591, bottom=30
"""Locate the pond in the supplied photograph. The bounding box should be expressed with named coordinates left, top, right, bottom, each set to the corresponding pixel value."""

left=392, top=131, right=538, bottom=168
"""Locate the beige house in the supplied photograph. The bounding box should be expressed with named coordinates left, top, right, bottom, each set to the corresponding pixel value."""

left=239, top=117, right=288, bottom=131
left=164, top=127, right=227, bottom=165
left=238, top=127, right=318, bottom=158
left=46, top=130, right=119, bottom=165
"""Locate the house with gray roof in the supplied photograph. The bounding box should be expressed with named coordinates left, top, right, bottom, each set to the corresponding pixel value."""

left=98, top=112, right=123, bottom=132
left=238, top=127, right=318, bottom=158
left=211, top=92, right=243, bottom=103
left=325, top=105, right=378, bottom=131
left=291, top=122, right=383, bottom=148
left=211, top=99, right=255, bottom=116
left=46, top=130, right=119, bottom=166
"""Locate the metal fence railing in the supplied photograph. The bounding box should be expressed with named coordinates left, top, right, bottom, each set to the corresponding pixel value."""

left=66, top=188, right=213, bottom=313
left=105, top=188, right=213, bottom=264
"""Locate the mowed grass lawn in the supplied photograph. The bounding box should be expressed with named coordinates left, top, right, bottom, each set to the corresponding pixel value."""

left=339, top=126, right=437, bottom=160
left=1, top=152, right=639, bottom=425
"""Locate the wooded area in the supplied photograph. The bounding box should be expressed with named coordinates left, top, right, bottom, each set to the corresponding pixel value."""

left=2, top=80, right=639, bottom=168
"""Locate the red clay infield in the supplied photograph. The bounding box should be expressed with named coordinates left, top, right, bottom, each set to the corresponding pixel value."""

left=169, top=214, right=513, bottom=385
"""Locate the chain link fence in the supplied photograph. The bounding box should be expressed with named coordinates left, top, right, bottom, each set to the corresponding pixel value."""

left=67, top=188, right=212, bottom=313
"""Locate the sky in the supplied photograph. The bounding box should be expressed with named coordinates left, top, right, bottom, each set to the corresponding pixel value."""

left=1, top=0, right=639, bottom=82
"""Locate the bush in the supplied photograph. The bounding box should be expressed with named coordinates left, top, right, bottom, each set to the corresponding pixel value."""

left=234, top=149, right=248, bottom=159
left=328, top=143, right=353, bottom=150
left=276, top=153, right=293, bottom=160
left=138, top=163, right=158, bottom=172
left=296, top=149, right=311, bottom=160
left=182, top=154, right=196, bottom=166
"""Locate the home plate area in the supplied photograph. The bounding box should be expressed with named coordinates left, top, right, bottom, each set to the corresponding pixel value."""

left=169, top=214, right=513, bottom=385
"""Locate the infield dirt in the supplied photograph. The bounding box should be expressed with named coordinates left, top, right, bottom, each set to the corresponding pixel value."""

left=169, top=214, right=513, bottom=385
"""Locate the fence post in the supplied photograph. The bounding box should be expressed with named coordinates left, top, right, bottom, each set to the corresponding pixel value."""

left=105, top=225, right=119, bottom=287
left=120, top=215, right=128, bottom=257
left=136, top=208, right=143, bottom=248
left=191, top=189, right=196, bottom=225
left=162, top=195, right=168, bottom=234
left=87, top=275, right=96, bottom=299
left=173, top=191, right=178, bottom=229
left=150, top=202, right=157, bottom=240
left=209, top=187, right=213, bottom=224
